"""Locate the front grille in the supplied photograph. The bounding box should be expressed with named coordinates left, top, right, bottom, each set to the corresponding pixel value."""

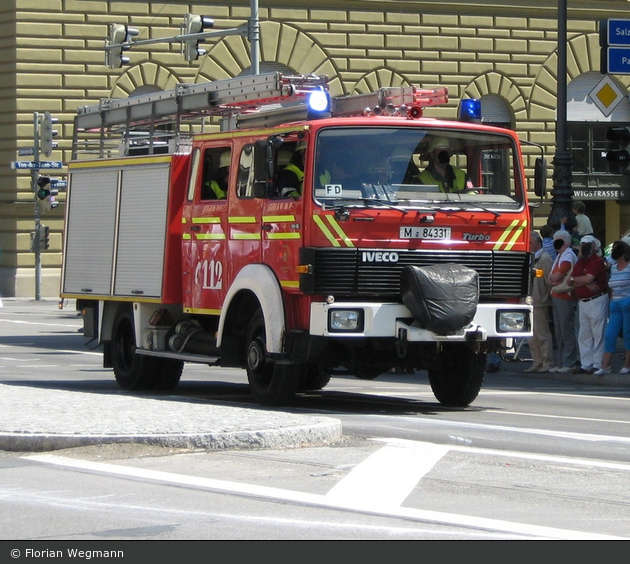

left=300, top=247, right=531, bottom=299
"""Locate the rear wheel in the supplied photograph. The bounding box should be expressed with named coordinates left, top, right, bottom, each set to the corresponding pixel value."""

left=428, top=343, right=485, bottom=407
left=245, top=310, right=298, bottom=406
left=111, top=305, right=182, bottom=391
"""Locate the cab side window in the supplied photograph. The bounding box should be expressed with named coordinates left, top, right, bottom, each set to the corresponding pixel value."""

left=201, top=147, right=231, bottom=200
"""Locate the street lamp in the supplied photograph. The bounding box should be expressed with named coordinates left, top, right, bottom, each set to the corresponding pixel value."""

left=548, top=0, right=575, bottom=232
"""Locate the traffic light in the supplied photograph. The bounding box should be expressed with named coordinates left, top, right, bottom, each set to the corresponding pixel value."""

left=40, top=111, right=58, bottom=157
left=105, top=23, right=139, bottom=69
left=606, top=126, right=630, bottom=171
left=182, top=14, right=214, bottom=62
left=36, top=176, right=51, bottom=200
left=39, top=225, right=49, bottom=250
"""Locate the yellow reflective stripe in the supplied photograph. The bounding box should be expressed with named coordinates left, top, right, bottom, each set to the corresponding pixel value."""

left=228, top=216, right=256, bottom=224
left=68, top=155, right=171, bottom=170
left=182, top=233, right=191, bottom=240
left=280, top=280, right=300, bottom=288
left=192, top=217, right=221, bottom=224
left=325, top=216, right=355, bottom=248
left=263, top=215, right=295, bottom=223
left=266, top=233, right=301, bottom=240
left=184, top=307, right=222, bottom=315
left=181, top=217, right=187, bottom=224
left=196, top=233, right=226, bottom=240
left=232, top=233, right=261, bottom=240
left=493, top=220, right=527, bottom=250
left=504, top=219, right=527, bottom=250
left=313, top=215, right=341, bottom=247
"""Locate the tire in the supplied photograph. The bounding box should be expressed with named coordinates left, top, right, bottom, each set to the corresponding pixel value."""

left=298, top=364, right=331, bottom=392
left=245, top=310, right=298, bottom=406
left=428, top=343, right=485, bottom=407
left=111, top=305, right=182, bottom=391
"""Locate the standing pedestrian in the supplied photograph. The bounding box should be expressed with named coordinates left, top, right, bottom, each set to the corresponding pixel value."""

left=566, top=235, right=609, bottom=374
left=524, top=231, right=556, bottom=373
left=595, top=240, right=630, bottom=375
left=548, top=230, right=579, bottom=373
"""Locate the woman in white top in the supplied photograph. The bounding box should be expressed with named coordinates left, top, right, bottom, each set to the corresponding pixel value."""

left=595, top=240, right=630, bottom=375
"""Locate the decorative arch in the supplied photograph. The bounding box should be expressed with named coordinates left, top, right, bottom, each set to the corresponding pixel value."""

left=529, top=32, right=630, bottom=122
left=109, top=61, right=180, bottom=98
left=349, top=68, right=409, bottom=95
left=195, top=21, right=344, bottom=96
left=462, top=72, right=527, bottom=127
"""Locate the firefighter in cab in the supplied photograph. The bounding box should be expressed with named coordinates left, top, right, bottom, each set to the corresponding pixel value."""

left=417, top=136, right=473, bottom=193
left=278, top=141, right=306, bottom=197
left=207, top=151, right=230, bottom=199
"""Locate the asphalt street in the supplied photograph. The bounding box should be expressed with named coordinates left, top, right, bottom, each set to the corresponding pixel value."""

left=1, top=297, right=629, bottom=452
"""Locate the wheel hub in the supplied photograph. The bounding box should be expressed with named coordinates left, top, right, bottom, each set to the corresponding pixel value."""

left=247, top=338, right=266, bottom=372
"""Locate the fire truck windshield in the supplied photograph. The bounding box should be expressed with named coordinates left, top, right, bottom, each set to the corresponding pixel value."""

left=312, top=127, right=525, bottom=210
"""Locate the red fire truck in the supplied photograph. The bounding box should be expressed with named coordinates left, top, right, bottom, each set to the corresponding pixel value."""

left=61, top=72, right=537, bottom=407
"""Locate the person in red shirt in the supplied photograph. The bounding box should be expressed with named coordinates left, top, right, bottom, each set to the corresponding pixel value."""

left=548, top=230, right=579, bottom=373
left=567, top=235, right=609, bottom=373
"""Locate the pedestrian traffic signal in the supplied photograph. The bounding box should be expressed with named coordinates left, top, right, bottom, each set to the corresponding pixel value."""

left=105, top=24, right=139, bottom=69
left=606, top=126, right=630, bottom=170
left=39, top=225, right=49, bottom=250
left=40, top=111, right=58, bottom=157
left=182, top=14, right=214, bottom=62
left=36, top=176, right=51, bottom=200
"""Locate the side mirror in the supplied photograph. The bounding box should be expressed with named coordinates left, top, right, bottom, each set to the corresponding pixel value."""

left=534, top=157, right=547, bottom=198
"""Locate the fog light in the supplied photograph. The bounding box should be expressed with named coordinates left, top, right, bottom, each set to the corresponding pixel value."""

left=498, top=311, right=526, bottom=332
left=329, top=309, right=363, bottom=332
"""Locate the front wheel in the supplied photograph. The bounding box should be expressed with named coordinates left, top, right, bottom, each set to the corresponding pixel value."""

left=245, top=310, right=298, bottom=406
left=428, top=344, right=485, bottom=407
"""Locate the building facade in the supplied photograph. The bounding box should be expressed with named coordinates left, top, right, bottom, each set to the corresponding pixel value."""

left=1, top=0, right=630, bottom=297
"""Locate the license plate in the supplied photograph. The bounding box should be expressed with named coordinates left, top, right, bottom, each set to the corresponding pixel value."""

left=400, top=226, right=451, bottom=239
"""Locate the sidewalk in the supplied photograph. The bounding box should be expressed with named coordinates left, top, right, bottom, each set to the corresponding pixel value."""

left=497, top=338, right=630, bottom=388
left=0, top=297, right=342, bottom=453
left=0, top=383, right=342, bottom=453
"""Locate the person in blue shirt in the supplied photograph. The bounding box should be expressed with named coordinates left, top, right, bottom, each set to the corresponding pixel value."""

left=595, top=240, right=630, bottom=375
left=540, top=223, right=557, bottom=261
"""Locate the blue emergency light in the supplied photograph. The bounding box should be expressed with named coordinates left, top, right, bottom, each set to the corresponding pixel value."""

left=308, top=88, right=331, bottom=119
left=458, top=98, right=481, bottom=122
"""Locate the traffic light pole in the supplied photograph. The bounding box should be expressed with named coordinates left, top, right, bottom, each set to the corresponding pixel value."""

left=104, top=0, right=261, bottom=72
left=32, top=112, right=42, bottom=301
left=548, top=0, right=576, bottom=232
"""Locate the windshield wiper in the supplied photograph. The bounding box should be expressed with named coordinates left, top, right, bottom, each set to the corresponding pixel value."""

left=321, top=197, right=407, bottom=215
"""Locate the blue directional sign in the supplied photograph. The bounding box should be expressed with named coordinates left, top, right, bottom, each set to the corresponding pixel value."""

left=606, top=19, right=630, bottom=46
left=607, top=47, right=630, bottom=74
left=50, top=180, right=67, bottom=189
left=10, top=161, right=63, bottom=170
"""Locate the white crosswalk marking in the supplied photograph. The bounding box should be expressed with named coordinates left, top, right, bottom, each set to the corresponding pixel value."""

left=325, top=440, right=449, bottom=509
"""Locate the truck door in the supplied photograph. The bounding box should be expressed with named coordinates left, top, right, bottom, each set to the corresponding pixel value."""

left=182, top=144, right=231, bottom=313
left=260, top=138, right=305, bottom=294
left=226, top=143, right=265, bottom=285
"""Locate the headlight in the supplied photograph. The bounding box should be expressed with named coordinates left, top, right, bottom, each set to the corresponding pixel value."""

left=498, top=311, right=527, bottom=332
left=329, top=309, right=364, bottom=332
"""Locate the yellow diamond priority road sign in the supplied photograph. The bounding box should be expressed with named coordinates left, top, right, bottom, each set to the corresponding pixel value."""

left=589, top=74, right=624, bottom=117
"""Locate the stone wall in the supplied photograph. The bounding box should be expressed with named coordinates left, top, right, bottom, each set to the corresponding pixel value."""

left=0, top=0, right=628, bottom=296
